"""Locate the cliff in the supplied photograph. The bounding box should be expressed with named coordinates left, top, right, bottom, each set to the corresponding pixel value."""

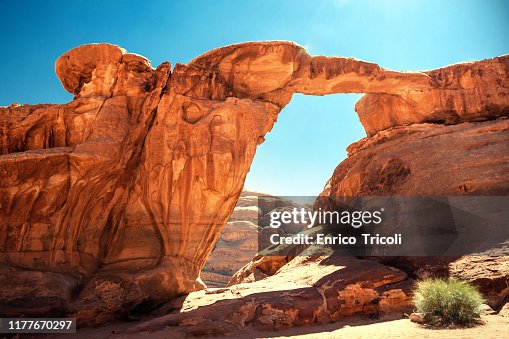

left=0, top=41, right=507, bottom=325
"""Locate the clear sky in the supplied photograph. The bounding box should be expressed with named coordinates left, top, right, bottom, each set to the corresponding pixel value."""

left=1, top=0, right=508, bottom=196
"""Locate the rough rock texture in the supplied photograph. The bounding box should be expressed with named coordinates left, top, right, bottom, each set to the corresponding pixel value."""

left=356, top=56, right=509, bottom=136
left=361, top=255, right=509, bottom=311
left=203, top=190, right=308, bottom=287
left=201, top=191, right=261, bottom=287
left=1, top=41, right=508, bottom=324
left=120, top=251, right=413, bottom=337
left=227, top=226, right=323, bottom=287
left=450, top=256, right=509, bottom=311
left=319, top=115, right=509, bottom=311
left=322, top=119, right=509, bottom=196
left=227, top=253, right=291, bottom=286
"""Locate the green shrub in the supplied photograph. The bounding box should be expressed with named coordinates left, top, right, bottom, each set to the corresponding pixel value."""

left=413, top=278, right=485, bottom=326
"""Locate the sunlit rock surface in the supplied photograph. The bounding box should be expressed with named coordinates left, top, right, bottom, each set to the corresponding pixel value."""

left=0, top=41, right=507, bottom=324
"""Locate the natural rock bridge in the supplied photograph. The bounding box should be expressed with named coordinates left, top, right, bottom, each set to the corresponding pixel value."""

left=0, top=42, right=508, bottom=322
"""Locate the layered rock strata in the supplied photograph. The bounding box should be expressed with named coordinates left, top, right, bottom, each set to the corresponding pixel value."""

left=201, top=191, right=261, bottom=287
left=0, top=41, right=507, bottom=323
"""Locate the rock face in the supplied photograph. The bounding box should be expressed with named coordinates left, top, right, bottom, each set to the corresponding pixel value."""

left=122, top=252, right=414, bottom=337
left=450, top=256, right=509, bottom=311
left=0, top=41, right=508, bottom=324
left=322, top=119, right=509, bottom=196
left=201, top=191, right=261, bottom=287
left=202, top=190, right=309, bottom=287
left=356, top=56, right=509, bottom=136
left=319, top=98, right=509, bottom=312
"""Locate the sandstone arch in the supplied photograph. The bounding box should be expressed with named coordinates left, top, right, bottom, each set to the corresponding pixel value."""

left=0, top=42, right=507, bottom=322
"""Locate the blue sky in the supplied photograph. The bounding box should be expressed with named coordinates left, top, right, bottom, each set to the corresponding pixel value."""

left=1, top=0, right=508, bottom=195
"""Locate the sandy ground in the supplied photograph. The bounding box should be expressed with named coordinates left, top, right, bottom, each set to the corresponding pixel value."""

left=263, top=316, right=509, bottom=339
left=36, top=314, right=509, bottom=339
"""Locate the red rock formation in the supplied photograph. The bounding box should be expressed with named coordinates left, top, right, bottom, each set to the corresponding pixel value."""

left=1, top=41, right=508, bottom=324
left=323, top=119, right=509, bottom=196
left=225, top=50, right=509, bottom=331
left=201, top=192, right=261, bottom=287
left=356, top=56, right=509, bottom=136
left=319, top=104, right=509, bottom=312
left=203, top=190, right=310, bottom=287
left=122, top=253, right=413, bottom=337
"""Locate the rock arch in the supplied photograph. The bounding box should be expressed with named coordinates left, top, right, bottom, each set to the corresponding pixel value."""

left=0, top=42, right=507, bottom=322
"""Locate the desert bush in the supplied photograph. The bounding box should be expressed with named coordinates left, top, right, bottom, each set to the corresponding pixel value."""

left=413, top=278, right=485, bottom=326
